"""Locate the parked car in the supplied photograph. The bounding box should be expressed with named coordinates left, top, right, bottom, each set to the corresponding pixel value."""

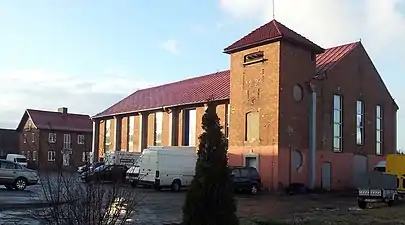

left=82, top=164, right=128, bottom=183
left=230, top=166, right=261, bottom=195
left=0, top=159, right=38, bottom=190
left=77, top=161, right=104, bottom=174
left=126, top=165, right=140, bottom=187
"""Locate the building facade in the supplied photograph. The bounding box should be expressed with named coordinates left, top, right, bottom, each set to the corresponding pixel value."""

left=0, top=128, right=19, bottom=156
left=16, top=107, right=93, bottom=171
left=92, top=20, right=398, bottom=190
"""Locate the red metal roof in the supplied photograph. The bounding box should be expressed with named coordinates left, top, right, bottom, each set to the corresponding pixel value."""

left=93, top=42, right=359, bottom=118
left=224, top=20, right=324, bottom=54
left=19, top=109, right=93, bottom=132
left=316, top=42, right=360, bottom=74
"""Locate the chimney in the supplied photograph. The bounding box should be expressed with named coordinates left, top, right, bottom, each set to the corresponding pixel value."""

left=58, top=107, right=68, bottom=114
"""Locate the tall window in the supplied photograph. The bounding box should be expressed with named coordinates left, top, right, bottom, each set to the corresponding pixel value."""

left=245, top=111, right=260, bottom=142
left=182, top=109, right=196, bottom=146
left=376, top=105, right=383, bottom=155
left=128, top=116, right=135, bottom=151
left=225, top=104, right=230, bottom=139
left=77, top=135, right=85, bottom=145
left=105, top=120, right=111, bottom=153
left=356, top=100, right=364, bottom=145
left=333, top=95, right=342, bottom=152
left=63, top=134, right=71, bottom=149
left=48, top=133, right=57, bottom=143
left=154, top=112, right=163, bottom=146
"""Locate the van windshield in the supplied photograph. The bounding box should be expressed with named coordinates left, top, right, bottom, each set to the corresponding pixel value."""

left=374, top=166, right=386, bottom=172
left=16, top=158, right=27, bottom=163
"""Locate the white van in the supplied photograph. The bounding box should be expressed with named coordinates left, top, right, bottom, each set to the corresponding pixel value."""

left=138, top=146, right=197, bottom=191
left=6, top=154, right=28, bottom=167
left=374, top=160, right=386, bottom=172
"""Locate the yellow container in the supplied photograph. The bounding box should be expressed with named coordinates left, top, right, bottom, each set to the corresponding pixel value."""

left=386, top=154, right=405, bottom=191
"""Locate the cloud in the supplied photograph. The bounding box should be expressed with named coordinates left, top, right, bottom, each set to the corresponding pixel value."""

left=219, top=0, right=405, bottom=55
left=160, top=39, right=179, bottom=54
left=0, top=69, right=155, bottom=129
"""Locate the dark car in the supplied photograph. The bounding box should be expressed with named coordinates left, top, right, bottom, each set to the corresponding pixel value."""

left=230, top=166, right=261, bottom=195
left=77, top=161, right=105, bottom=174
left=82, top=164, right=128, bottom=183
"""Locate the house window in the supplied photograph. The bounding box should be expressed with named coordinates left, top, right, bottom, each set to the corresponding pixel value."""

left=128, top=116, right=135, bottom=151
left=376, top=105, right=383, bottom=155
left=27, top=151, right=31, bottom=160
left=225, top=104, right=230, bottom=139
left=48, top=133, right=57, bottom=143
left=245, top=111, right=260, bottom=142
left=77, top=135, right=85, bottom=145
left=48, top=151, right=56, bottom=162
left=182, top=109, right=196, bottom=146
left=154, top=112, right=163, bottom=146
left=168, top=113, right=172, bottom=145
left=32, top=132, right=35, bottom=142
left=82, top=152, right=89, bottom=162
left=356, top=100, right=364, bottom=145
left=105, top=120, right=111, bottom=153
left=23, top=134, right=27, bottom=143
left=63, top=134, right=71, bottom=149
left=243, top=51, right=264, bottom=64
left=33, top=151, right=37, bottom=161
left=333, top=95, right=343, bottom=152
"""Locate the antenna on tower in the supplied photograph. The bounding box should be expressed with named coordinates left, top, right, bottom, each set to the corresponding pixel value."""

left=272, top=0, right=275, bottom=19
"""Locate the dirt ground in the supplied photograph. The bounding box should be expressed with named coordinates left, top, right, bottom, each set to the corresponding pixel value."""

left=237, top=193, right=405, bottom=224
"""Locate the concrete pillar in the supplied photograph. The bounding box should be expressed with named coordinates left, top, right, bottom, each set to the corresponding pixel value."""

left=114, top=116, right=122, bottom=151
left=92, top=120, right=100, bottom=163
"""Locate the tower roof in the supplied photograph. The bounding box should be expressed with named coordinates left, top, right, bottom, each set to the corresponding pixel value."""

left=224, top=19, right=324, bottom=54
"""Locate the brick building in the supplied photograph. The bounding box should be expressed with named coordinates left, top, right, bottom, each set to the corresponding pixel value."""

left=0, top=128, right=19, bottom=156
left=16, top=107, right=93, bottom=171
left=92, top=20, right=398, bottom=190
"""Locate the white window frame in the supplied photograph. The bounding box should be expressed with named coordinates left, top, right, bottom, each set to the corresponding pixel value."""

left=376, top=105, right=383, bottom=155
left=63, top=134, right=71, bottom=149
left=333, top=94, right=343, bottom=152
left=82, top=152, right=89, bottom=162
left=154, top=112, right=163, bottom=146
left=188, top=109, right=197, bottom=146
left=27, top=151, right=31, bottom=161
left=48, top=133, right=57, bottom=143
left=32, top=132, right=35, bottom=142
left=105, top=120, right=111, bottom=152
left=33, top=151, right=37, bottom=161
left=356, top=100, right=364, bottom=145
left=48, top=151, right=55, bottom=162
left=128, top=116, right=135, bottom=151
left=77, top=134, right=85, bottom=145
left=23, top=134, right=27, bottom=144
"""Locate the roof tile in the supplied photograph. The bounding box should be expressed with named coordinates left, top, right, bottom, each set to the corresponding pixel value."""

left=27, top=109, right=92, bottom=132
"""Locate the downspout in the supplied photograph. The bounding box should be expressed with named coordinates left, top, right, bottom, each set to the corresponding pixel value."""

left=307, top=81, right=317, bottom=190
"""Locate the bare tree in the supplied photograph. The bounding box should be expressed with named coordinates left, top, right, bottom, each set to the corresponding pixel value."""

left=27, top=122, right=145, bottom=225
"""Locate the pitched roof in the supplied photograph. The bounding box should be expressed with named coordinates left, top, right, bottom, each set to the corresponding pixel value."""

left=93, top=42, right=359, bottom=119
left=17, top=109, right=92, bottom=132
left=224, top=19, right=324, bottom=54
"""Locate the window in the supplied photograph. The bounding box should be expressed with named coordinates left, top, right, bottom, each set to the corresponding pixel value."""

left=77, top=135, right=85, bottom=145
left=182, top=109, right=196, bottom=146
left=245, top=111, right=260, bottom=142
left=0, top=161, right=17, bottom=169
left=63, top=134, right=71, bottom=149
left=376, top=105, right=383, bottom=155
left=82, top=152, right=89, bottom=162
left=32, top=132, right=35, bottom=142
left=33, top=151, right=37, bottom=161
left=27, top=151, right=31, bottom=160
left=356, top=100, right=364, bottom=145
left=23, top=134, right=27, bottom=143
left=154, top=112, right=163, bottom=146
left=105, top=120, right=111, bottom=153
left=333, top=95, right=343, bottom=152
left=48, top=133, right=56, bottom=143
left=48, top=151, right=56, bottom=161
left=128, top=116, right=134, bottom=151
left=225, top=104, right=230, bottom=139
left=244, top=51, right=264, bottom=64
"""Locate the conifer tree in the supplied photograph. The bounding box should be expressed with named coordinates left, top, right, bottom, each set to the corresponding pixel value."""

left=182, top=102, right=238, bottom=225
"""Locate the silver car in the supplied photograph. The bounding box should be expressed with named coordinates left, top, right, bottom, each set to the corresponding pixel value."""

left=0, top=159, right=39, bottom=191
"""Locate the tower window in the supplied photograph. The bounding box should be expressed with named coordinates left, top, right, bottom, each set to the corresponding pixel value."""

left=244, top=51, right=264, bottom=64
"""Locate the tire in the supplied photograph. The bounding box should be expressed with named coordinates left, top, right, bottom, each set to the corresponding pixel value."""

left=358, top=200, right=367, bottom=209
left=171, top=180, right=181, bottom=192
left=4, top=184, right=14, bottom=190
left=388, top=195, right=398, bottom=207
left=251, top=185, right=259, bottom=195
left=130, top=181, right=138, bottom=188
left=13, top=178, right=27, bottom=191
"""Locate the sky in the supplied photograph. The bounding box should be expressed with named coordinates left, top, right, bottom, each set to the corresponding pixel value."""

left=0, top=0, right=404, bottom=149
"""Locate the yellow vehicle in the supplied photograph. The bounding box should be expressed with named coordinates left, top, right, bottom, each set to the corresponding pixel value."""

left=386, top=154, right=405, bottom=194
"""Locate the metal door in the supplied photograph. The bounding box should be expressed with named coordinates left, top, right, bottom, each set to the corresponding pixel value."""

left=352, top=154, right=367, bottom=187
left=321, top=162, right=331, bottom=191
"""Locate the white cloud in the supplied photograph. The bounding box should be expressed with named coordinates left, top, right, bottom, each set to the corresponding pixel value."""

left=160, top=39, right=179, bottom=54
left=0, top=69, right=155, bottom=129
left=219, top=0, right=405, bottom=54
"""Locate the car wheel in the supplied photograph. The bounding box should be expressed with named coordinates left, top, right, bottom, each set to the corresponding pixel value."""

left=5, top=184, right=14, bottom=190
left=14, top=178, right=27, bottom=191
left=171, top=180, right=181, bottom=192
left=251, top=185, right=258, bottom=195
left=357, top=200, right=367, bottom=209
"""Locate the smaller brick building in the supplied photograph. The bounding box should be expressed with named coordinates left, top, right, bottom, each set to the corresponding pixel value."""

left=16, top=107, right=92, bottom=171
left=0, top=128, right=19, bottom=156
